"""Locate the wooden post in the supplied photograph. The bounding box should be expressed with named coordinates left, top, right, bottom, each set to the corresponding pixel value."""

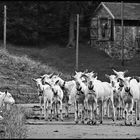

left=121, top=1, right=124, bottom=66
left=3, top=5, right=7, bottom=50
left=76, top=14, right=79, bottom=71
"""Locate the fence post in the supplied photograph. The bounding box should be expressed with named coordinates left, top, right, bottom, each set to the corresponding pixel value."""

left=76, top=14, right=79, bottom=71
left=121, top=1, right=124, bottom=66
left=3, top=5, right=7, bottom=50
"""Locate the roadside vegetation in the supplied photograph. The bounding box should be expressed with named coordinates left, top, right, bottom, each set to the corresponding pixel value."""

left=0, top=42, right=139, bottom=138
left=0, top=105, right=27, bottom=138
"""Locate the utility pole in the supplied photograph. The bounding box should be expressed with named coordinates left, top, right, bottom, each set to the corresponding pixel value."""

left=121, top=1, right=124, bottom=66
left=3, top=5, right=7, bottom=50
left=76, top=14, right=79, bottom=71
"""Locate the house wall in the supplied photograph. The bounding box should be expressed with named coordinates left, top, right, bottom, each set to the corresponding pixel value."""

left=91, top=6, right=140, bottom=60
left=96, top=25, right=140, bottom=60
left=93, top=6, right=112, bottom=19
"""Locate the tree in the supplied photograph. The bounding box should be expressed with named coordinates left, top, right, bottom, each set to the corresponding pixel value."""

left=54, top=1, right=91, bottom=48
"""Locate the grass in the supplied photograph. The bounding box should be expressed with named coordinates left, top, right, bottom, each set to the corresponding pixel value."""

left=0, top=44, right=65, bottom=104
left=7, top=42, right=140, bottom=80
left=0, top=41, right=139, bottom=139
left=0, top=41, right=140, bottom=104
left=0, top=105, right=27, bottom=139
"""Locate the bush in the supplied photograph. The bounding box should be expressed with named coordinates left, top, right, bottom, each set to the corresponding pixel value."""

left=0, top=105, right=27, bottom=138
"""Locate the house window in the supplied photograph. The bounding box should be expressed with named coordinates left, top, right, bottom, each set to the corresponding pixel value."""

left=90, top=17, right=114, bottom=41
left=98, top=17, right=112, bottom=40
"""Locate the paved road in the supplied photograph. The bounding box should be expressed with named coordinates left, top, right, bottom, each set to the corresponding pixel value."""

left=17, top=104, right=140, bottom=139
left=25, top=117, right=140, bottom=139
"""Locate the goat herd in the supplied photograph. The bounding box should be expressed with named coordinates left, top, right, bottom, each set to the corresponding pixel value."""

left=32, top=69, right=140, bottom=126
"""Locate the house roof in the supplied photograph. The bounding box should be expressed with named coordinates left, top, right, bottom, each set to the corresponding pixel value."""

left=98, top=2, right=140, bottom=20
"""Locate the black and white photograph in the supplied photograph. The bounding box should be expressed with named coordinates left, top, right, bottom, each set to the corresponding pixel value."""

left=0, top=0, right=140, bottom=139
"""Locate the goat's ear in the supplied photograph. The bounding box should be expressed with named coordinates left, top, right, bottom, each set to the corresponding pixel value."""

left=57, top=72, right=62, bottom=77
left=112, top=69, right=118, bottom=75
left=75, top=71, right=78, bottom=75
left=124, top=70, right=128, bottom=74
left=49, top=72, right=55, bottom=78
left=32, top=78, right=37, bottom=82
left=93, top=73, right=98, bottom=78
left=81, top=74, right=88, bottom=79
left=91, top=71, right=94, bottom=74
left=105, top=74, right=110, bottom=79
left=84, top=69, right=88, bottom=73
left=5, top=90, right=8, bottom=95
left=55, top=80, right=59, bottom=85
left=94, top=76, right=97, bottom=80
left=133, top=76, right=140, bottom=82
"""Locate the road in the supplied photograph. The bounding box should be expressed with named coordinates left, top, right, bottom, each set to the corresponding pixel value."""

left=25, top=115, right=140, bottom=139
left=17, top=104, right=140, bottom=139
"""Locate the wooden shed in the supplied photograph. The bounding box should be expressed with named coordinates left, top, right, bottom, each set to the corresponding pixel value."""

left=90, top=2, right=140, bottom=59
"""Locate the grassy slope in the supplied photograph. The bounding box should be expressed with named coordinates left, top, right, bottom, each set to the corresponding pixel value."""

left=0, top=42, right=140, bottom=104
left=8, top=42, right=140, bottom=80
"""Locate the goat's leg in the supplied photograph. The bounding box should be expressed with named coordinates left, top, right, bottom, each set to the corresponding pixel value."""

left=93, top=102, right=97, bottom=125
left=129, top=99, right=134, bottom=126
left=134, top=101, right=138, bottom=125
left=55, top=101, right=59, bottom=121
left=50, top=101, right=53, bottom=121
left=110, top=98, right=116, bottom=122
left=65, top=103, right=69, bottom=118
left=80, top=103, right=85, bottom=124
left=107, top=100, right=110, bottom=118
left=39, top=96, right=43, bottom=116
left=59, top=100, right=63, bottom=121
left=116, top=107, right=119, bottom=120
left=91, top=103, right=95, bottom=125
left=74, top=101, right=78, bottom=124
left=100, top=100, right=103, bottom=124
left=137, top=100, right=139, bottom=120
left=44, top=99, right=48, bottom=121
left=84, top=100, right=88, bottom=121
left=124, top=103, right=128, bottom=125
left=87, top=104, right=92, bottom=125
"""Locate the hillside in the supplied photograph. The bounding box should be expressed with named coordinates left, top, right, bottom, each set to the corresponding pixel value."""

left=8, top=42, right=140, bottom=79
left=0, top=44, right=65, bottom=103
left=0, top=42, right=140, bottom=104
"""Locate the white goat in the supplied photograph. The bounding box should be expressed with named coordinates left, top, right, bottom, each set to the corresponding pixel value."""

left=119, top=77, right=140, bottom=125
left=44, top=79, right=64, bottom=121
left=0, top=90, right=15, bottom=120
left=83, top=72, right=116, bottom=124
left=32, top=77, right=44, bottom=116
left=41, top=73, right=70, bottom=118
left=105, top=74, right=124, bottom=120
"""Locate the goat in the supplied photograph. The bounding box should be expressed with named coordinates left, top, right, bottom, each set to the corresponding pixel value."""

left=83, top=72, right=116, bottom=124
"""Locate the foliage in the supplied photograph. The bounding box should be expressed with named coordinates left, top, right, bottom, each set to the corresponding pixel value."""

left=0, top=1, right=96, bottom=45
left=0, top=44, right=62, bottom=103
left=0, top=105, right=27, bottom=138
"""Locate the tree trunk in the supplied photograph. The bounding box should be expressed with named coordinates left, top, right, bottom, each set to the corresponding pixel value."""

left=66, top=14, right=75, bottom=48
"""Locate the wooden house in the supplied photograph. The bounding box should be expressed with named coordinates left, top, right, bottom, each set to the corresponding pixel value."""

left=90, top=2, right=140, bottom=59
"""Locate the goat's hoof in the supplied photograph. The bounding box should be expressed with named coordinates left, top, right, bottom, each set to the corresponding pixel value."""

left=130, top=122, right=133, bottom=126
left=75, top=120, right=78, bottom=124
left=92, top=121, right=97, bottom=125
left=84, top=118, right=88, bottom=121
left=125, top=121, right=128, bottom=126
left=55, top=118, right=59, bottom=121
left=87, top=120, right=91, bottom=125
left=100, top=120, right=103, bottom=124
left=44, top=118, right=48, bottom=121
left=61, top=119, right=63, bottom=121
left=81, top=120, right=84, bottom=124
